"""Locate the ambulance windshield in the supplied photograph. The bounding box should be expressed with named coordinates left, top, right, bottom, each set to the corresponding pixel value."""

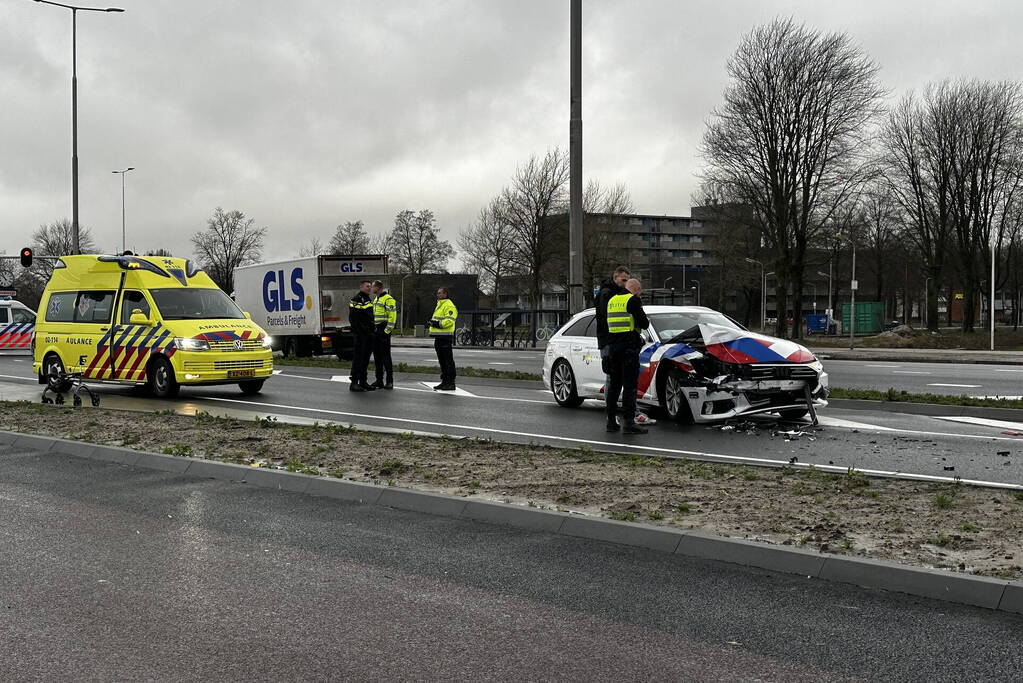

left=150, top=288, right=245, bottom=320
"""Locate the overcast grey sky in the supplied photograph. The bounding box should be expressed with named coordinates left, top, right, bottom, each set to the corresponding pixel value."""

left=3, top=0, right=1021, bottom=265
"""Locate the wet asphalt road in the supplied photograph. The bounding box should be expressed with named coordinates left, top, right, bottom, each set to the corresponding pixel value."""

left=2, top=445, right=1021, bottom=682
left=2, top=355, right=1023, bottom=488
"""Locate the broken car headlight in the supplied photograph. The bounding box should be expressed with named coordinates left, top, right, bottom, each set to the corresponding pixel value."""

left=807, top=360, right=823, bottom=373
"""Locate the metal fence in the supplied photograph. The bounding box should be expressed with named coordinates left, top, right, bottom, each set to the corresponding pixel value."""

left=454, top=309, right=569, bottom=348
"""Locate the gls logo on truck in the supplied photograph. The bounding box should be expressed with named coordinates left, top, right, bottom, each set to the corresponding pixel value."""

left=339, top=262, right=365, bottom=273
left=262, top=268, right=311, bottom=311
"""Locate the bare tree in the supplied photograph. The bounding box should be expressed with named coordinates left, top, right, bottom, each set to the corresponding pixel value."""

left=297, top=237, right=324, bottom=258
left=29, top=218, right=98, bottom=280
left=328, top=220, right=370, bottom=256
left=458, top=197, right=519, bottom=303
left=144, top=248, right=174, bottom=257
left=502, top=148, right=570, bottom=312
left=701, top=18, right=885, bottom=337
left=367, top=231, right=390, bottom=257
left=190, top=207, right=267, bottom=293
left=859, top=186, right=902, bottom=307
left=881, top=81, right=1023, bottom=332
left=388, top=209, right=454, bottom=274
left=581, top=180, right=634, bottom=303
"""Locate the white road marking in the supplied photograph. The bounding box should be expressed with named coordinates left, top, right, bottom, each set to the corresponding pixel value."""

left=994, top=369, right=1023, bottom=373
left=272, top=370, right=282, bottom=375
left=12, top=359, right=24, bottom=362
left=329, top=375, right=351, bottom=383
left=0, top=374, right=34, bottom=382
left=892, top=371, right=931, bottom=375
left=418, top=381, right=475, bottom=397
left=815, top=416, right=897, bottom=431
left=866, top=364, right=902, bottom=368
left=488, top=362, right=514, bottom=365
left=927, top=383, right=982, bottom=388
left=194, top=395, right=1023, bottom=490
left=933, top=416, right=1023, bottom=431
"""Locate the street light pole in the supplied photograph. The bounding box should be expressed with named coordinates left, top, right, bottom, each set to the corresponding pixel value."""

left=567, top=0, right=584, bottom=314
left=112, top=166, right=134, bottom=253
left=991, top=243, right=996, bottom=351
left=690, top=280, right=700, bottom=306
left=849, top=242, right=857, bottom=350
left=35, top=0, right=125, bottom=255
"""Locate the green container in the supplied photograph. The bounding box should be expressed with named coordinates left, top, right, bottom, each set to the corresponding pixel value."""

left=840, top=301, right=884, bottom=335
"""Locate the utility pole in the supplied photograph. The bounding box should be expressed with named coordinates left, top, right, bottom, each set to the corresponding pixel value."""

left=568, top=0, right=584, bottom=314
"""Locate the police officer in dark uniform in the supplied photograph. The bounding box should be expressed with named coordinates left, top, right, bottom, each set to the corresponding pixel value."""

left=348, top=280, right=376, bottom=392
left=596, top=268, right=649, bottom=434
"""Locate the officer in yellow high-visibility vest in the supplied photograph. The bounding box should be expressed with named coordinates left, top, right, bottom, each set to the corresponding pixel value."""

left=370, top=280, right=397, bottom=390
left=598, top=276, right=650, bottom=434
left=429, top=287, right=458, bottom=391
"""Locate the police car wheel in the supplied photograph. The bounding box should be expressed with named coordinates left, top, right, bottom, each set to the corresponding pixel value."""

left=148, top=357, right=180, bottom=399
left=551, top=360, right=583, bottom=407
left=778, top=409, right=809, bottom=420
left=238, top=379, right=265, bottom=395
left=662, top=366, right=695, bottom=424
left=44, top=354, right=73, bottom=394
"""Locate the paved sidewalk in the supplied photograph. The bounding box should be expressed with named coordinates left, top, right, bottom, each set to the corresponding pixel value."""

left=810, top=346, right=1023, bottom=365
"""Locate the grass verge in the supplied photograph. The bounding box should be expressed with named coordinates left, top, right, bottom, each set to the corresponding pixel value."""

left=2, top=399, right=1021, bottom=579
left=828, top=387, right=1023, bottom=410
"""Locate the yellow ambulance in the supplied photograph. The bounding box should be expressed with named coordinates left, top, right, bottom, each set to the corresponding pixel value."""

left=32, top=254, right=273, bottom=398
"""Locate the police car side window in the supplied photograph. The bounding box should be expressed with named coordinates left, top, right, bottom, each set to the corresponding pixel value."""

left=73, top=291, right=115, bottom=324
left=120, top=291, right=151, bottom=324
left=583, top=316, right=598, bottom=337
left=562, top=315, right=592, bottom=337
left=0, top=308, right=8, bottom=323
left=45, top=292, right=77, bottom=322
left=12, top=308, right=34, bottom=323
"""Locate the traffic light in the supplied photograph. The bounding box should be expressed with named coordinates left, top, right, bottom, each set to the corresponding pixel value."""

left=19, top=247, right=32, bottom=268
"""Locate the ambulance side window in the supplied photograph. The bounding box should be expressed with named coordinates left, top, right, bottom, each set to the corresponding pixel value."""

left=73, top=291, right=115, bottom=324
left=12, top=308, right=34, bottom=323
left=45, top=292, right=77, bottom=322
left=120, top=291, right=151, bottom=324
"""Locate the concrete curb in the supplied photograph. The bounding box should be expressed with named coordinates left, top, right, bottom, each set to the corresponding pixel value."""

left=2, top=428, right=1020, bottom=616
left=811, top=349, right=1023, bottom=366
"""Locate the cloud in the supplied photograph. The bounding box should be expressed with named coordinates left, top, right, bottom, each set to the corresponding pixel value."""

left=2, top=0, right=1021, bottom=265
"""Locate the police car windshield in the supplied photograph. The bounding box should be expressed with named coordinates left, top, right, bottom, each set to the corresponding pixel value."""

left=150, top=288, right=245, bottom=320
left=649, top=311, right=744, bottom=342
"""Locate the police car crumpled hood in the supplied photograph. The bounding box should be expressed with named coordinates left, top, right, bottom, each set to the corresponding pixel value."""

left=693, top=323, right=817, bottom=365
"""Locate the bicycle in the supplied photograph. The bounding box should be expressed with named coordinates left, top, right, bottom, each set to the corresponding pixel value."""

left=535, top=324, right=558, bottom=342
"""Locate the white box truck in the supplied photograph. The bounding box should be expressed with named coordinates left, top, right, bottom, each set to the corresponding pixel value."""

left=233, top=254, right=388, bottom=359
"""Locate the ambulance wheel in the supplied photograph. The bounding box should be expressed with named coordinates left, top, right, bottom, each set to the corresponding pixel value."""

left=238, top=379, right=265, bottom=395
left=550, top=360, right=583, bottom=407
left=661, top=366, right=695, bottom=424
left=148, top=357, right=180, bottom=399
left=43, top=353, right=73, bottom=394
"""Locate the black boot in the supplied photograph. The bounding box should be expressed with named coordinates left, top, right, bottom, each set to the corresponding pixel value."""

left=349, top=383, right=366, bottom=392
left=358, top=382, right=376, bottom=391
left=606, top=415, right=620, bottom=432
left=370, top=380, right=385, bottom=389
left=622, top=422, right=648, bottom=435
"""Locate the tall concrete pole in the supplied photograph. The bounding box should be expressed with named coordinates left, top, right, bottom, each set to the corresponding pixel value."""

left=72, top=8, right=79, bottom=254
left=568, top=0, right=584, bottom=314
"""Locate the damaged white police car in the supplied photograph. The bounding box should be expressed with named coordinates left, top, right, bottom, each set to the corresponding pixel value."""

left=542, top=306, right=829, bottom=423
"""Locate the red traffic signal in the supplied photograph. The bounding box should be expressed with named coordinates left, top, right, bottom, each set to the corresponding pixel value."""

left=20, top=247, right=32, bottom=268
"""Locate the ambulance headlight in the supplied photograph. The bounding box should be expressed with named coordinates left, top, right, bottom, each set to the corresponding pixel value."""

left=262, top=336, right=273, bottom=348
left=175, top=337, right=210, bottom=352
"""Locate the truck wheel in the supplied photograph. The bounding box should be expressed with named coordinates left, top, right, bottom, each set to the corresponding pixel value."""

left=238, top=379, right=265, bottom=395
left=148, top=357, right=180, bottom=399
left=284, top=337, right=299, bottom=358
left=336, top=349, right=354, bottom=361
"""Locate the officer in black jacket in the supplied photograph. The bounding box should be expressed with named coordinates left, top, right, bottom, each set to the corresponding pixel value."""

left=348, top=280, right=376, bottom=392
left=596, top=268, right=649, bottom=434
